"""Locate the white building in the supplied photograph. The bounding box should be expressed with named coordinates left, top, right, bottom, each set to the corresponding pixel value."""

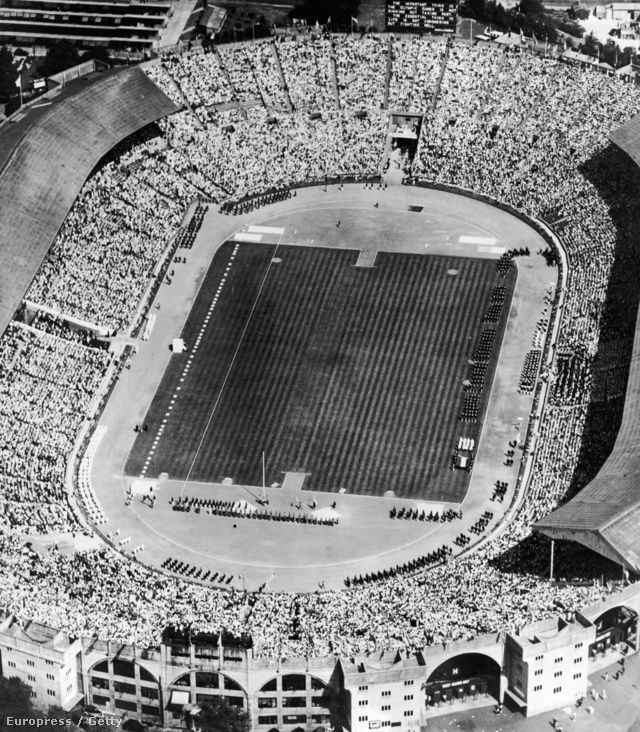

left=0, top=611, right=84, bottom=712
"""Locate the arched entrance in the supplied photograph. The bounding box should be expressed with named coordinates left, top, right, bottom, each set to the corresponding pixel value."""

left=87, top=658, right=161, bottom=723
left=591, top=605, right=638, bottom=658
left=424, top=653, right=501, bottom=708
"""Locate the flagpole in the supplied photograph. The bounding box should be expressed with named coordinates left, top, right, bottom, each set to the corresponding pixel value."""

left=262, top=451, right=266, bottom=502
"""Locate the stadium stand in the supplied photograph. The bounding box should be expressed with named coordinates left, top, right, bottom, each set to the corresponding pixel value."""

left=0, top=66, right=177, bottom=338
left=2, top=37, right=640, bottom=677
left=535, top=279, right=640, bottom=572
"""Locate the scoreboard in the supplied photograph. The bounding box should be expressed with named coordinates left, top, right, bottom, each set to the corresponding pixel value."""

left=386, top=0, right=458, bottom=32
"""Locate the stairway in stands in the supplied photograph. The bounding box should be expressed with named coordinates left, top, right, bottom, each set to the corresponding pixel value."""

left=271, top=43, right=294, bottom=113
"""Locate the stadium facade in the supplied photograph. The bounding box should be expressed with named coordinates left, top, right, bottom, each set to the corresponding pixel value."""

left=0, top=585, right=638, bottom=728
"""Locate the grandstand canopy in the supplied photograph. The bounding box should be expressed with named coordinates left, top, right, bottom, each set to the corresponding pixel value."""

left=536, top=116, right=640, bottom=571
left=0, top=66, right=177, bottom=339
left=535, top=300, right=640, bottom=572
left=609, top=112, right=640, bottom=169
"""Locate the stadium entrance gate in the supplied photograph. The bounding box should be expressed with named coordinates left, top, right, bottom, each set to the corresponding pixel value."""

left=424, top=653, right=501, bottom=708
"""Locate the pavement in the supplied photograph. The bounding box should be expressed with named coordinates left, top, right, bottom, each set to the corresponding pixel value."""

left=88, top=182, right=557, bottom=593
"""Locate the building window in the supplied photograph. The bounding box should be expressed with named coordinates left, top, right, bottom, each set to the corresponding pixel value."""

left=553, top=687, right=562, bottom=694
left=359, top=700, right=368, bottom=706
left=555, top=657, right=563, bottom=664
left=27, top=660, right=35, bottom=667
left=28, top=675, right=36, bottom=682
left=47, top=690, right=55, bottom=697
left=47, top=674, right=54, bottom=681
left=574, top=657, right=582, bottom=664
left=404, top=710, right=414, bottom=717
left=404, top=680, right=414, bottom=686
left=535, top=655, right=543, bottom=661
left=574, top=673, right=582, bottom=680
left=46, top=661, right=54, bottom=666
left=67, top=685, right=73, bottom=693
left=66, top=668, right=72, bottom=677
left=358, top=716, right=368, bottom=722
left=258, top=717, right=277, bottom=726
left=114, top=682, right=136, bottom=696
left=115, top=701, right=137, bottom=713
left=7, top=661, right=16, bottom=669
left=535, top=669, right=543, bottom=676
left=534, top=685, right=542, bottom=692
left=404, top=694, right=413, bottom=701
left=554, top=671, right=563, bottom=678
left=30, top=692, right=37, bottom=699
left=382, top=690, right=391, bottom=697
left=358, top=685, right=368, bottom=691
left=382, top=705, right=391, bottom=711
left=575, top=643, right=583, bottom=649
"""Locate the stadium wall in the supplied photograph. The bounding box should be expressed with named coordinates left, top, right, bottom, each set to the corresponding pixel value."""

left=2, top=583, right=638, bottom=726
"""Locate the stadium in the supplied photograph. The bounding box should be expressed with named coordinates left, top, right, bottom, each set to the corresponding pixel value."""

left=2, top=33, right=640, bottom=732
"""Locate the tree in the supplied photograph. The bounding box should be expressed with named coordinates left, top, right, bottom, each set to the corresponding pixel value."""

left=519, top=0, right=544, bottom=17
left=0, top=677, right=42, bottom=731
left=40, top=40, right=80, bottom=78
left=80, top=47, right=111, bottom=66
left=47, top=705, right=80, bottom=730
left=581, top=31, right=600, bottom=57
left=0, top=47, right=18, bottom=102
left=194, top=697, right=250, bottom=732
left=289, top=0, right=360, bottom=29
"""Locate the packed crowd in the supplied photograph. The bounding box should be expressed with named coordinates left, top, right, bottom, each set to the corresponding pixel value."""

left=0, top=322, right=109, bottom=534
left=0, top=39, right=638, bottom=660
left=278, top=38, right=335, bottom=111
left=25, top=159, right=189, bottom=333
left=389, top=36, right=446, bottom=112
left=166, top=111, right=386, bottom=201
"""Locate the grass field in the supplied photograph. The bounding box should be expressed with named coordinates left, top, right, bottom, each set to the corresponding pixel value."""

left=125, top=242, right=514, bottom=501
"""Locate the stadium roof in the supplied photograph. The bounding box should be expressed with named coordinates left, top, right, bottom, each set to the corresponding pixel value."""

left=0, top=66, right=177, bottom=339
left=609, top=113, right=640, bottom=170
left=535, top=240, right=640, bottom=571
